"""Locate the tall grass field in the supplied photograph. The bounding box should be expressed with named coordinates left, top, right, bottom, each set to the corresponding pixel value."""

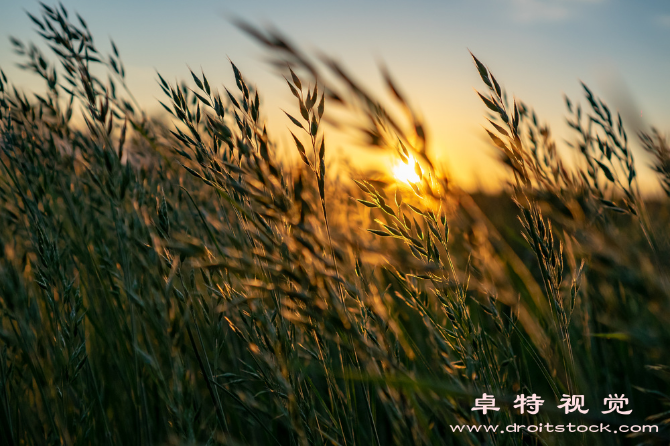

left=1, top=4, right=670, bottom=445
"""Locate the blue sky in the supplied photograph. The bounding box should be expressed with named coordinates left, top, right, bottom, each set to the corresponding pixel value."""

left=1, top=0, right=669, bottom=190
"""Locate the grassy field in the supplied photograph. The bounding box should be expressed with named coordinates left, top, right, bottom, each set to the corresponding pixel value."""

left=1, top=4, right=670, bottom=445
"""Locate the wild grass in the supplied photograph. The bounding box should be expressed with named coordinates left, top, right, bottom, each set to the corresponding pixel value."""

left=1, top=4, right=670, bottom=445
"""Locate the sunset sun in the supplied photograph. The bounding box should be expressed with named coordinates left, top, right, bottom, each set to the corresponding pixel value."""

left=393, top=154, right=421, bottom=184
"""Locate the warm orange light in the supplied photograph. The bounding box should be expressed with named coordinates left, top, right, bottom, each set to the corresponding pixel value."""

left=393, top=154, right=420, bottom=184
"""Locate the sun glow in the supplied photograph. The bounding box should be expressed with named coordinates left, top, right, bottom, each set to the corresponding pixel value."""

left=392, top=154, right=421, bottom=184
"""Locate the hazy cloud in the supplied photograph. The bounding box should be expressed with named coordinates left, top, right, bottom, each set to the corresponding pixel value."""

left=508, top=0, right=605, bottom=23
left=656, top=14, right=670, bottom=27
